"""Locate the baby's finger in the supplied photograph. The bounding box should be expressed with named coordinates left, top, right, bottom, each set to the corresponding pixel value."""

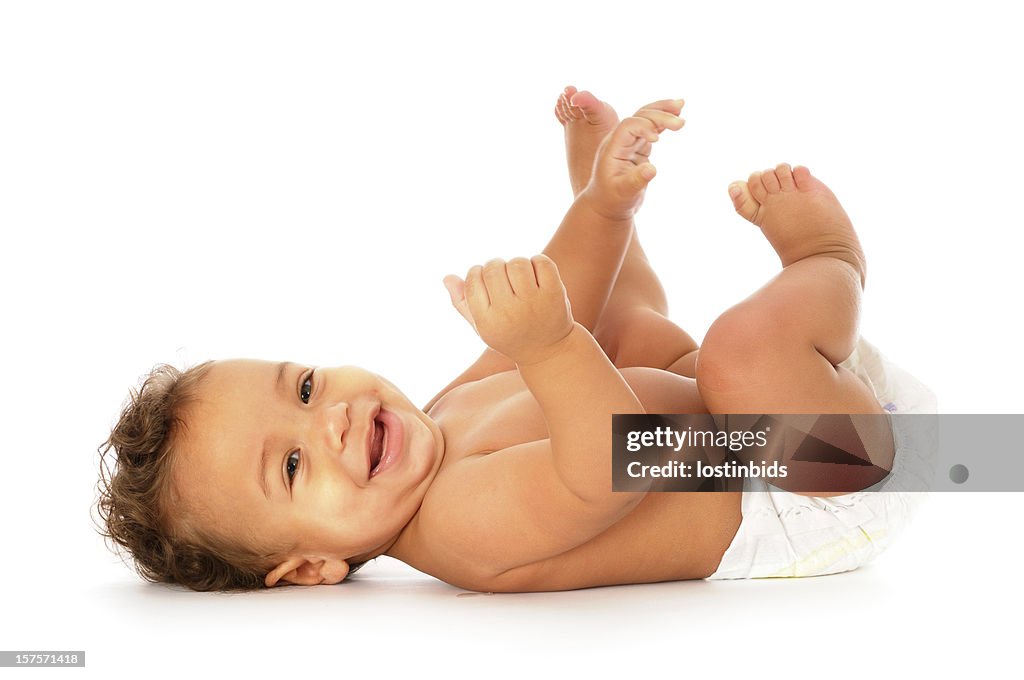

left=443, top=275, right=464, bottom=306
left=531, top=254, right=563, bottom=291
left=464, top=265, right=490, bottom=320
left=506, top=257, right=539, bottom=297
left=443, top=275, right=477, bottom=330
left=482, top=258, right=514, bottom=304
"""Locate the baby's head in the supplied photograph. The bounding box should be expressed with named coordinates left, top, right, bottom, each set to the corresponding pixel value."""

left=96, top=359, right=444, bottom=591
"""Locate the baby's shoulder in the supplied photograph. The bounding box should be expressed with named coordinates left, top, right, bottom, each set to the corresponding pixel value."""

left=426, top=368, right=520, bottom=413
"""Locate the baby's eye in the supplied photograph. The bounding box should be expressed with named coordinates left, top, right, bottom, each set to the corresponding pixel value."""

left=300, top=370, right=314, bottom=404
left=286, top=450, right=300, bottom=485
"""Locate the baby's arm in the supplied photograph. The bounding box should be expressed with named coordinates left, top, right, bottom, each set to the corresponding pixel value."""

left=541, top=100, right=684, bottom=332
left=516, top=320, right=647, bottom=505
left=433, top=257, right=652, bottom=585
left=452, top=258, right=649, bottom=504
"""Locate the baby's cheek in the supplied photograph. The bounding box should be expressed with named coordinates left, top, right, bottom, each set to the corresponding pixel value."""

left=321, top=488, right=362, bottom=526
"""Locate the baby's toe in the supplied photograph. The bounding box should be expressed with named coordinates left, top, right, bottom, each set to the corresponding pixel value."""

left=556, top=88, right=583, bottom=124
left=554, top=103, right=567, bottom=124
left=729, top=181, right=761, bottom=223
left=793, top=165, right=814, bottom=190
left=776, top=163, right=796, bottom=191
left=569, top=90, right=606, bottom=124
left=747, top=170, right=769, bottom=203
left=559, top=94, right=573, bottom=120
left=761, top=168, right=782, bottom=193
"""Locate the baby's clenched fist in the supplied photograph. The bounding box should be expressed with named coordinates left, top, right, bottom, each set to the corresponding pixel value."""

left=444, top=255, right=574, bottom=366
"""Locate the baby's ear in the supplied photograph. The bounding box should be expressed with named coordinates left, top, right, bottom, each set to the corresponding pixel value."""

left=265, top=556, right=350, bottom=587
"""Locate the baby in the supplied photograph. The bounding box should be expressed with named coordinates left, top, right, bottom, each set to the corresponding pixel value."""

left=97, top=86, right=906, bottom=592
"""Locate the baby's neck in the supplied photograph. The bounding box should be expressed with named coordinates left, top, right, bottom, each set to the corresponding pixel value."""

left=377, top=506, right=430, bottom=567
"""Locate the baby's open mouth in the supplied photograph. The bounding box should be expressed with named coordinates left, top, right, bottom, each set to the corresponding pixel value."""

left=369, top=416, right=386, bottom=475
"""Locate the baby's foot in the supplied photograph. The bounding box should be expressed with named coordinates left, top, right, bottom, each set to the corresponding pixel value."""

left=555, top=86, right=619, bottom=197
left=582, top=98, right=685, bottom=221
left=728, top=164, right=867, bottom=286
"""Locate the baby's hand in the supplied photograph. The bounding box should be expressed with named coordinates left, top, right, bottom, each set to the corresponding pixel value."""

left=443, top=255, right=574, bottom=366
left=582, top=98, right=685, bottom=221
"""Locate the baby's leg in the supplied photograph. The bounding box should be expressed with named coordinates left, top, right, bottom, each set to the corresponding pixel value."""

left=595, top=236, right=700, bottom=375
left=555, top=87, right=699, bottom=375
left=697, top=164, right=893, bottom=483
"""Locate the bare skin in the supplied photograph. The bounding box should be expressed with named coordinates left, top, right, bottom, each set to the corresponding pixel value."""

left=175, top=88, right=889, bottom=591
left=554, top=86, right=701, bottom=376
left=387, top=90, right=741, bottom=589
left=399, top=91, right=738, bottom=591
left=393, top=93, right=889, bottom=591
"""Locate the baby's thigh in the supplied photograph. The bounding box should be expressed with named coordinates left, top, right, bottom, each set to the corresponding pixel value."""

left=595, top=307, right=699, bottom=371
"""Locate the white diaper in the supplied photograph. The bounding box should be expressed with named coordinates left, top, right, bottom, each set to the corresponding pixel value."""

left=707, top=337, right=936, bottom=579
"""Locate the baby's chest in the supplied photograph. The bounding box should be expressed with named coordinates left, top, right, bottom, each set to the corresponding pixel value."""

left=421, top=368, right=735, bottom=588
left=429, top=366, right=704, bottom=466
left=429, top=371, right=549, bottom=464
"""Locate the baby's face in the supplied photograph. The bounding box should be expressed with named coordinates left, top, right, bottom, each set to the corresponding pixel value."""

left=175, top=359, right=444, bottom=569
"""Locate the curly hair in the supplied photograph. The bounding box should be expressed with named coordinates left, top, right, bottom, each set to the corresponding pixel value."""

left=94, top=362, right=366, bottom=592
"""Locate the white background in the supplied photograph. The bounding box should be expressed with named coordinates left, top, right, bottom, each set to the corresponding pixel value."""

left=1, top=0, right=1021, bottom=677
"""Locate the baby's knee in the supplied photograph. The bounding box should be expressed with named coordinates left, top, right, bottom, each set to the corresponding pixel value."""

left=697, top=305, right=789, bottom=393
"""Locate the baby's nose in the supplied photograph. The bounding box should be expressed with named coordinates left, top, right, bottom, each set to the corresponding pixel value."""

left=322, top=402, right=350, bottom=452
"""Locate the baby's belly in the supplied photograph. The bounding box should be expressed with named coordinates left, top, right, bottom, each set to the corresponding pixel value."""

left=433, top=367, right=743, bottom=589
